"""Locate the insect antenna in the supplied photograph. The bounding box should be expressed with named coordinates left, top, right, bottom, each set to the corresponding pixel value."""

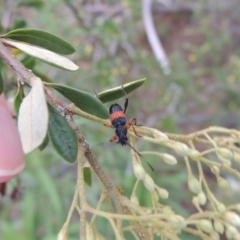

left=126, top=142, right=154, bottom=172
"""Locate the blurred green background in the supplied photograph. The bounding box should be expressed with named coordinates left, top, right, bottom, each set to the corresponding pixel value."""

left=1, top=1, right=240, bottom=239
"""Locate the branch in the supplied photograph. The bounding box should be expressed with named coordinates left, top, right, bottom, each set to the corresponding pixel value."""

left=0, top=39, right=35, bottom=85
left=63, top=0, right=85, bottom=27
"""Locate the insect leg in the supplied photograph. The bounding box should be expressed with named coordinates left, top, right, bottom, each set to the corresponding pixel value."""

left=110, top=135, right=118, bottom=142
left=126, top=118, right=142, bottom=137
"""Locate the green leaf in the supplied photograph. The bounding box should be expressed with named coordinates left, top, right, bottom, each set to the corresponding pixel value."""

left=47, top=83, right=109, bottom=119
left=21, top=55, right=36, bottom=69
left=2, top=28, right=75, bottom=55
left=39, top=134, right=49, bottom=151
left=2, top=39, right=78, bottom=71
left=97, top=78, right=146, bottom=103
left=84, top=167, right=92, bottom=187
left=48, top=103, right=78, bottom=163
left=32, top=70, right=53, bottom=83
left=13, top=84, right=25, bottom=115
left=0, top=69, right=3, bottom=94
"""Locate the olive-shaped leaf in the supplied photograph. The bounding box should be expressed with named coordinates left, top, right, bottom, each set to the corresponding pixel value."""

left=97, top=78, right=145, bottom=103
left=18, top=77, right=49, bottom=154
left=2, top=28, right=75, bottom=55
left=1, top=39, right=79, bottom=71
left=21, top=55, right=36, bottom=69
left=48, top=103, right=78, bottom=163
left=13, top=85, right=25, bottom=116
left=39, top=134, right=49, bottom=151
left=84, top=167, right=92, bottom=187
left=0, top=69, right=3, bottom=94
left=33, top=70, right=53, bottom=83
left=47, top=83, right=109, bottom=119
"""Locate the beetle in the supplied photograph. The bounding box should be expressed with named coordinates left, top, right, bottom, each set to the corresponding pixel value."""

left=105, top=98, right=140, bottom=145
left=105, top=98, right=154, bottom=171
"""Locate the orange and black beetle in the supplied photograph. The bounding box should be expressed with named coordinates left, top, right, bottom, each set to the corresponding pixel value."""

left=105, top=98, right=154, bottom=171
left=105, top=98, right=140, bottom=146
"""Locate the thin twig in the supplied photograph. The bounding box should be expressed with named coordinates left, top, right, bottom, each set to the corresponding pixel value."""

left=76, top=143, right=87, bottom=239
left=63, top=0, right=85, bottom=27
left=0, top=39, right=35, bottom=84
